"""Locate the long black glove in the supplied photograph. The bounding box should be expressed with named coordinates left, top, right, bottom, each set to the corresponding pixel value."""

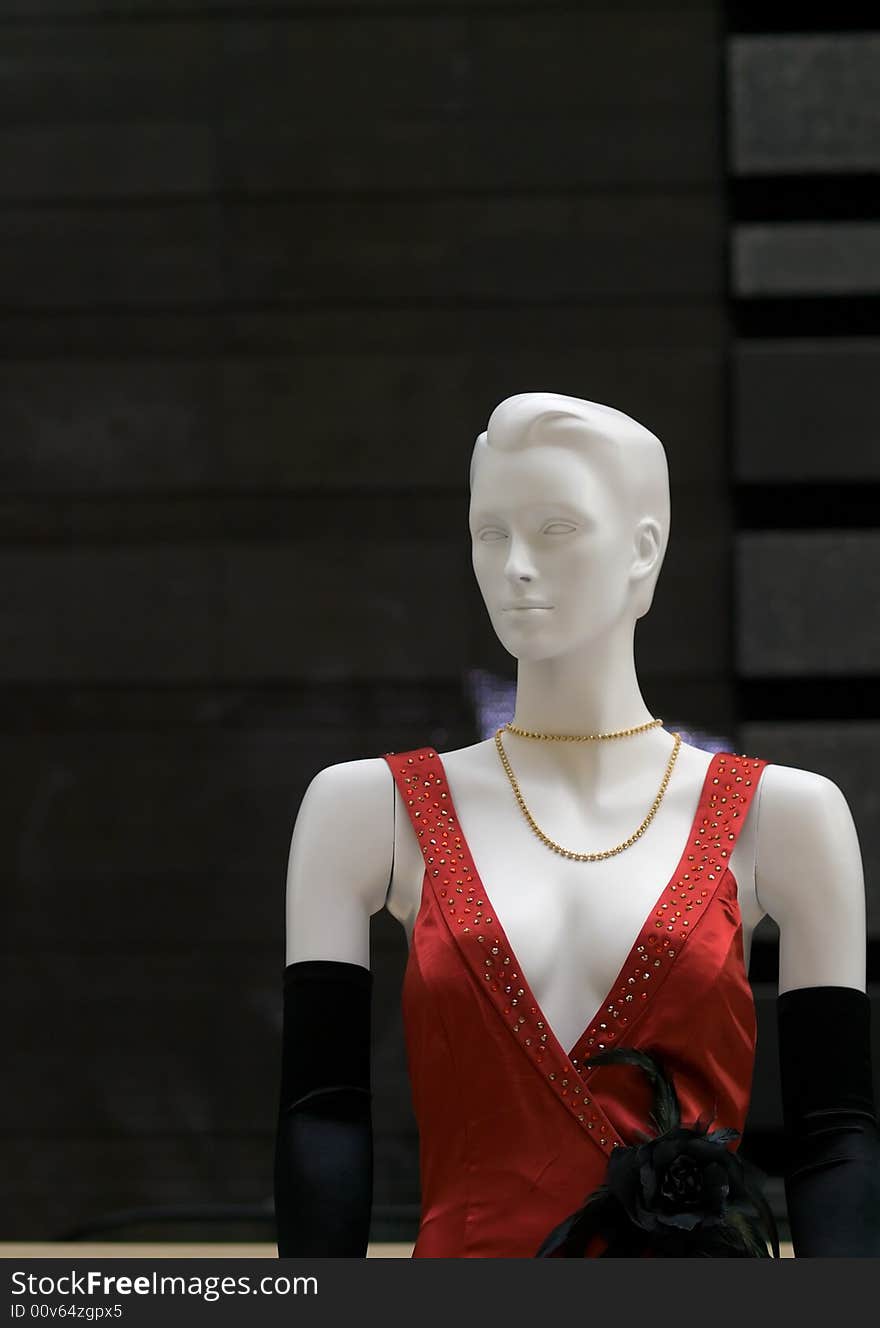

left=273, top=959, right=373, bottom=1257
left=777, top=984, right=880, bottom=1256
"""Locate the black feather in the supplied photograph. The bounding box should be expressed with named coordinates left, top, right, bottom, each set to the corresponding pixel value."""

left=535, top=1186, right=618, bottom=1257
left=583, top=1045, right=680, bottom=1135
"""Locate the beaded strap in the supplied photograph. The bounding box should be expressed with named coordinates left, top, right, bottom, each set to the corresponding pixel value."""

left=570, top=750, right=769, bottom=1073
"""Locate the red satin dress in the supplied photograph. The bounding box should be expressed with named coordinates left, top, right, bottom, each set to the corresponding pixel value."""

left=383, top=745, right=769, bottom=1258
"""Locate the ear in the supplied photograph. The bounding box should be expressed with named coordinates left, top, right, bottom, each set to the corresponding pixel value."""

left=631, top=517, right=662, bottom=577
left=630, top=517, right=665, bottom=619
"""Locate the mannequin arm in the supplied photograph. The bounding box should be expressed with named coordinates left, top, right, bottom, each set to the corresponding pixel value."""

left=273, top=761, right=393, bottom=1257
left=756, top=766, right=880, bottom=1256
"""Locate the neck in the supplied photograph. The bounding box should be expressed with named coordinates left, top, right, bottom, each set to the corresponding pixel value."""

left=504, top=624, right=674, bottom=791
left=511, top=622, right=654, bottom=736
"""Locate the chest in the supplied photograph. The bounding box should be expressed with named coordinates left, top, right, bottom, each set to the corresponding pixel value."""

left=392, top=748, right=760, bottom=1058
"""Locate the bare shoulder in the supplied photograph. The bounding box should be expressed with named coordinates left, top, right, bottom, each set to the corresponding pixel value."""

left=759, top=759, right=838, bottom=796
left=759, top=759, right=854, bottom=839
left=753, top=759, right=864, bottom=930
left=305, top=754, right=395, bottom=807
left=290, top=756, right=396, bottom=924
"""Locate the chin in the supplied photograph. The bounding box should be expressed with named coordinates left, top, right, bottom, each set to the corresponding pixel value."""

left=497, top=632, right=565, bottom=663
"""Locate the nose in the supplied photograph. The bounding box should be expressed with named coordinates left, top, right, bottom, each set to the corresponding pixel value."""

left=504, top=536, right=537, bottom=584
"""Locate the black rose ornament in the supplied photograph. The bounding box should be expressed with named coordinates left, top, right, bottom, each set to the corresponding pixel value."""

left=535, top=1046, right=780, bottom=1258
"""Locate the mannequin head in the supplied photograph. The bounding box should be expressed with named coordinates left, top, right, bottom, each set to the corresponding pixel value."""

left=469, top=393, right=670, bottom=662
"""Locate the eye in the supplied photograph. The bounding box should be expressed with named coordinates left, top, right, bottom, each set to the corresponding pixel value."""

left=477, top=528, right=508, bottom=542
left=542, top=522, right=577, bottom=535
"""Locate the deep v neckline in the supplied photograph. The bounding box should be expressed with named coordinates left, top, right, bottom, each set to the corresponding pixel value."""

left=429, top=745, right=725, bottom=1061
left=386, top=744, right=767, bottom=1159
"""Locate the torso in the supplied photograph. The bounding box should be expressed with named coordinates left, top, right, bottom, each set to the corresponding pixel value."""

left=385, top=736, right=765, bottom=1058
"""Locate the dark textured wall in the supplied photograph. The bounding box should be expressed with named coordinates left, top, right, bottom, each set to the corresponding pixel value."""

left=2, top=1, right=735, bottom=1240
left=725, top=5, right=880, bottom=1182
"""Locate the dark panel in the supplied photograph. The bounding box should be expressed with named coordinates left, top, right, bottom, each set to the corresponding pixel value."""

left=732, top=223, right=880, bottom=298
left=0, top=358, right=219, bottom=493
left=0, top=116, right=717, bottom=203
left=0, top=1113, right=418, bottom=1240
left=0, top=678, right=474, bottom=739
left=0, top=11, right=716, bottom=125
left=0, top=123, right=218, bottom=200
left=0, top=346, right=724, bottom=494
left=0, top=685, right=462, bottom=1236
left=221, top=115, right=717, bottom=193
left=737, top=531, right=880, bottom=676
left=0, top=302, right=726, bottom=359
left=731, top=174, right=880, bottom=225
left=728, top=2, right=880, bottom=33
left=3, top=1134, right=272, bottom=1241
left=733, top=339, right=880, bottom=482
left=225, top=195, right=720, bottom=305
left=732, top=296, right=880, bottom=341
left=728, top=34, right=880, bottom=175
left=0, top=535, right=473, bottom=681
left=0, top=203, right=226, bottom=307
left=1, top=731, right=334, bottom=949
left=735, top=484, right=880, bottom=533
left=747, top=982, right=782, bottom=1135
left=0, top=0, right=716, bottom=14
left=0, top=951, right=282, bottom=1136
left=634, top=520, right=731, bottom=675
left=1, top=722, right=465, bottom=949
left=0, top=195, right=721, bottom=308
left=2, top=920, right=420, bottom=1236
left=0, top=950, right=280, bottom=1237
left=737, top=676, right=880, bottom=724
left=740, top=721, right=880, bottom=935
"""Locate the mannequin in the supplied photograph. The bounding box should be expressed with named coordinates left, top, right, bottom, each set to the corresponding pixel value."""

left=275, top=392, right=878, bottom=1257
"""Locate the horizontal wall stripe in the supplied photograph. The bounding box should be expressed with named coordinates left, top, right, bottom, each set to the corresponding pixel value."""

left=727, top=1, right=880, bottom=34
left=0, top=0, right=717, bottom=15
left=0, top=303, right=726, bottom=359
left=733, top=223, right=880, bottom=298
left=733, top=296, right=880, bottom=339
left=0, top=116, right=718, bottom=202
left=730, top=175, right=880, bottom=224
left=0, top=195, right=722, bottom=309
left=0, top=542, right=473, bottom=681
left=0, top=10, right=716, bottom=124
left=0, top=349, right=724, bottom=494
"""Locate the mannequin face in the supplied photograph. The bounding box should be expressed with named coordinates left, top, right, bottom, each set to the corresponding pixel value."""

left=469, top=442, right=644, bottom=661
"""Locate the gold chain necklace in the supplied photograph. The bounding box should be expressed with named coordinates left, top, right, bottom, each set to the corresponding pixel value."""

left=504, top=717, right=665, bottom=742
left=494, top=723, right=682, bottom=861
